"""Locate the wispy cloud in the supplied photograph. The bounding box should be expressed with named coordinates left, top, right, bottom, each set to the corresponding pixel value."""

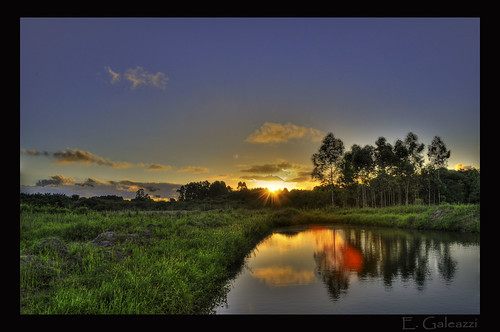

left=105, top=66, right=168, bottom=90
left=138, top=163, right=174, bottom=172
left=105, top=66, right=120, bottom=84
left=240, top=175, right=285, bottom=182
left=245, top=122, right=324, bottom=144
left=240, top=161, right=292, bottom=173
left=51, top=149, right=133, bottom=168
left=176, top=166, right=210, bottom=174
left=21, top=148, right=172, bottom=171
left=238, top=160, right=313, bottom=183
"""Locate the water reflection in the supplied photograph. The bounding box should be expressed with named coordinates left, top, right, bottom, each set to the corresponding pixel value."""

left=252, top=225, right=477, bottom=298
left=217, top=224, right=479, bottom=314
left=251, top=267, right=315, bottom=287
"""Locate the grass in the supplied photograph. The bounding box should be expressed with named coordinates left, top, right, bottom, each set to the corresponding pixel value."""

left=329, top=204, right=480, bottom=233
left=20, top=209, right=274, bottom=314
left=20, top=204, right=479, bottom=314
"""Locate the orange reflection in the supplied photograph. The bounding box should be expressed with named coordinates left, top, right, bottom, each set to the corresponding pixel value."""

left=311, top=226, right=363, bottom=273
left=251, top=267, right=315, bottom=287
left=249, top=226, right=363, bottom=288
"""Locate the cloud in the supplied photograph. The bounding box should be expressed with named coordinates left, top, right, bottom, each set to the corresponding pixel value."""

left=105, top=66, right=120, bottom=84
left=240, top=161, right=292, bottom=173
left=50, top=149, right=133, bottom=168
left=245, top=122, right=324, bottom=144
left=454, top=163, right=478, bottom=171
left=25, top=175, right=181, bottom=199
left=36, top=175, right=75, bottom=187
left=75, top=177, right=109, bottom=187
left=106, top=66, right=168, bottom=90
left=21, top=149, right=49, bottom=156
left=138, top=163, right=174, bottom=172
left=288, top=171, right=313, bottom=183
left=240, top=175, right=285, bottom=182
left=176, top=166, right=210, bottom=174
left=22, top=148, right=172, bottom=171
left=238, top=160, right=313, bottom=183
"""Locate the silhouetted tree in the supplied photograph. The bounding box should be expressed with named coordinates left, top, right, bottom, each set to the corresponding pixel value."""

left=427, top=136, right=451, bottom=204
left=208, top=180, right=229, bottom=197
left=312, top=133, right=345, bottom=207
left=237, top=181, right=248, bottom=191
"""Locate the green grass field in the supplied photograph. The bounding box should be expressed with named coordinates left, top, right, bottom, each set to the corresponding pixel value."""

left=20, top=204, right=479, bottom=314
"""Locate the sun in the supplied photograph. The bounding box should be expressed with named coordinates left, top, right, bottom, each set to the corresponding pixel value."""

left=266, top=184, right=284, bottom=193
left=253, top=180, right=291, bottom=192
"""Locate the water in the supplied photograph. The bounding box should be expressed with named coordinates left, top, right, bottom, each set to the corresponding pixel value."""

left=215, top=224, right=480, bottom=314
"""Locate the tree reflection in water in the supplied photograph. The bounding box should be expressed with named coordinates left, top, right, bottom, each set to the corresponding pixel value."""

left=310, top=226, right=476, bottom=300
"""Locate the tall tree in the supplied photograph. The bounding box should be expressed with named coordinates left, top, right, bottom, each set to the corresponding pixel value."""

left=351, top=144, right=375, bottom=207
left=393, top=132, right=425, bottom=205
left=312, top=133, right=345, bottom=207
left=427, top=136, right=451, bottom=204
left=374, top=137, right=397, bottom=207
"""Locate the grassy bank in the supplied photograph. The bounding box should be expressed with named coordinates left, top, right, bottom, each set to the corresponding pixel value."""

left=329, top=204, right=480, bottom=233
left=20, top=204, right=479, bottom=314
left=20, top=209, right=275, bottom=314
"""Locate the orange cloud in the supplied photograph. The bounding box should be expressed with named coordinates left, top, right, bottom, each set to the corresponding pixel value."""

left=245, top=122, right=324, bottom=144
left=176, top=165, right=210, bottom=174
left=454, top=163, right=477, bottom=171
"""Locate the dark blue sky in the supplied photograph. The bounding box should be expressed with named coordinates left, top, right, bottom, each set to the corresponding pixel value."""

left=20, top=18, right=480, bottom=197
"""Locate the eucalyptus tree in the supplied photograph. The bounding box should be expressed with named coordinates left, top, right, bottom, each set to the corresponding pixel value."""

left=393, top=132, right=425, bottom=205
left=312, top=133, right=345, bottom=207
left=374, top=137, right=397, bottom=207
left=350, top=144, right=375, bottom=207
left=427, top=136, right=451, bottom=204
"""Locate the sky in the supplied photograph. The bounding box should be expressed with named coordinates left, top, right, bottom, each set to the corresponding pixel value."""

left=20, top=17, right=480, bottom=199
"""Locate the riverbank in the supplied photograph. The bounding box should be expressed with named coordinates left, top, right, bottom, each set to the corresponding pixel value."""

left=270, top=204, right=479, bottom=233
left=329, top=204, right=480, bottom=233
left=20, top=209, right=275, bottom=314
left=20, top=204, right=479, bottom=314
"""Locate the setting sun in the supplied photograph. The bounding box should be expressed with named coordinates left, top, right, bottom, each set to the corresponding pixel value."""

left=253, top=181, right=291, bottom=192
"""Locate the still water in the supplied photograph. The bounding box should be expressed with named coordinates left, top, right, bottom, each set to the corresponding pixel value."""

left=216, top=224, right=479, bottom=314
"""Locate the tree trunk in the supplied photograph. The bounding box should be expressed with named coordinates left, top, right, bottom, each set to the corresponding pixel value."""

left=405, top=180, right=410, bottom=206
left=330, top=167, right=334, bottom=207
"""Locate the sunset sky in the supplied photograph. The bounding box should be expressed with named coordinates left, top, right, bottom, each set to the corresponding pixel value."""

left=20, top=18, right=480, bottom=199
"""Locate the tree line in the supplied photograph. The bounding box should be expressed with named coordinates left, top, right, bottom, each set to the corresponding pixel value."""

left=20, top=131, right=479, bottom=211
left=311, top=132, right=479, bottom=208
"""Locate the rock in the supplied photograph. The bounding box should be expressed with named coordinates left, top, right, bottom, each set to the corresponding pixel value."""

left=92, top=231, right=116, bottom=248
left=20, top=254, right=39, bottom=266
left=34, top=237, right=68, bottom=256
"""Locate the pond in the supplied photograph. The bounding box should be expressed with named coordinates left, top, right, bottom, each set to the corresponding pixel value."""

left=215, top=224, right=479, bottom=314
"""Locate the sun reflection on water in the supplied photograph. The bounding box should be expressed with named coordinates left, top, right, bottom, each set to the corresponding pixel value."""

left=249, top=226, right=363, bottom=288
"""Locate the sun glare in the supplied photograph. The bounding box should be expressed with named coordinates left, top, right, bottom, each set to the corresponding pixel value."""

left=253, top=180, right=292, bottom=192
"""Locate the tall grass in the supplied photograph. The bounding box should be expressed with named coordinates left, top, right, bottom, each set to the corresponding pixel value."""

left=20, top=209, right=274, bottom=314
left=329, top=204, right=480, bottom=232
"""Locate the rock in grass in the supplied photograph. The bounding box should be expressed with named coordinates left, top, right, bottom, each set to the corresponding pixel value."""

left=34, top=237, right=68, bottom=256
left=92, top=231, right=116, bottom=248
